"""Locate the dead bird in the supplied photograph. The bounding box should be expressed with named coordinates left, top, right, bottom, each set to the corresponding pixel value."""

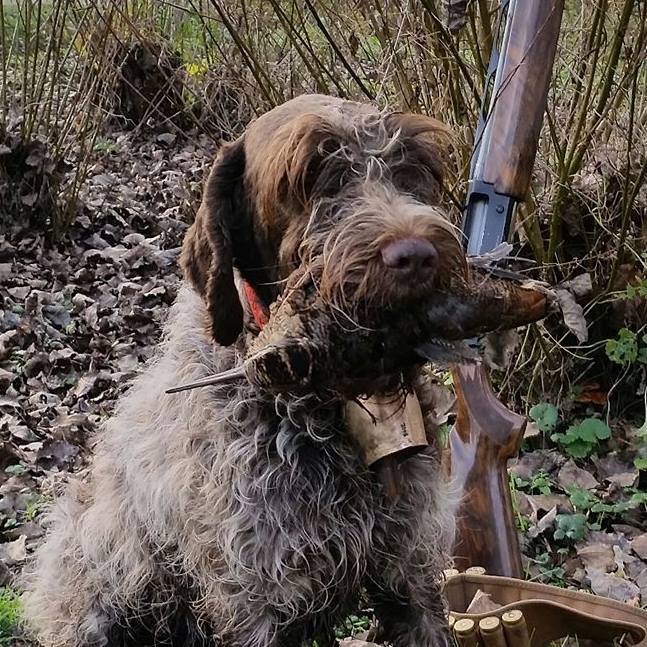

left=169, top=266, right=552, bottom=397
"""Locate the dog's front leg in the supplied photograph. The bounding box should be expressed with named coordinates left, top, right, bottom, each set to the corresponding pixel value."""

left=367, top=443, right=454, bottom=647
left=367, top=575, right=450, bottom=647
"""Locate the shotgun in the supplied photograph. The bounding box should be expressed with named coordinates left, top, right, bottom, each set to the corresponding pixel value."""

left=450, top=0, right=565, bottom=577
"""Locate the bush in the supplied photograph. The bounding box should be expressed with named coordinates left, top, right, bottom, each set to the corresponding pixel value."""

left=2, top=0, right=645, bottom=409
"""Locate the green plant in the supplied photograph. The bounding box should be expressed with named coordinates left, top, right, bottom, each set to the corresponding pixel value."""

left=513, top=471, right=553, bottom=496
left=533, top=551, right=567, bottom=587
left=23, top=493, right=50, bottom=521
left=553, top=513, right=588, bottom=542
left=0, top=588, right=21, bottom=644
left=605, top=328, right=647, bottom=366
left=551, top=417, right=611, bottom=458
left=334, top=613, right=372, bottom=639
left=590, top=489, right=647, bottom=516
left=509, top=475, right=532, bottom=533
left=93, top=138, right=117, bottom=153
left=4, top=464, right=26, bottom=477
left=529, top=402, right=559, bottom=433
left=618, top=278, right=647, bottom=301
left=436, top=423, right=450, bottom=449
left=567, top=486, right=597, bottom=511
left=567, top=485, right=646, bottom=528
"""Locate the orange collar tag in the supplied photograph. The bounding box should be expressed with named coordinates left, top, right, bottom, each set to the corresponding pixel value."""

left=242, top=280, right=270, bottom=330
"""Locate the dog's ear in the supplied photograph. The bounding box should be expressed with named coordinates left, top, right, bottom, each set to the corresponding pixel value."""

left=181, top=138, right=247, bottom=346
left=385, top=112, right=454, bottom=203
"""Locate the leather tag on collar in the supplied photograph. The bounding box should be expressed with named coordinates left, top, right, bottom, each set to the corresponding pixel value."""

left=345, top=391, right=428, bottom=466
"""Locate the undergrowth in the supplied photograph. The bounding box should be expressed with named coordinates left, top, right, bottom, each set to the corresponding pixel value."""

left=0, top=588, right=21, bottom=644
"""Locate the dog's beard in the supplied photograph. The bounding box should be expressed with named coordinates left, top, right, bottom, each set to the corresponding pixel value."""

left=297, top=189, right=467, bottom=326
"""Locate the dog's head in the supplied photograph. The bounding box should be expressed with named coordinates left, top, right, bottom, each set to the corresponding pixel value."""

left=181, top=96, right=467, bottom=345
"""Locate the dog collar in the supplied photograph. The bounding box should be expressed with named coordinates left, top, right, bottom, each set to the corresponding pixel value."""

left=242, top=280, right=270, bottom=330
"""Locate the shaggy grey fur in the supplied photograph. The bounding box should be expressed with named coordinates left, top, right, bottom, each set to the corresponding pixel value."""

left=23, top=288, right=454, bottom=647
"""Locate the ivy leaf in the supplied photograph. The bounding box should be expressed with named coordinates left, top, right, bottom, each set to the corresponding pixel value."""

left=568, top=487, right=596, bottom=510
left=629, top=491, right=647, bottom=506
left=634, top=457, right=647, bottom=470
left=554, top=513, right=587, bottom=542
left=565, top=439, right=595, bottom=458
left=605, top=328, right=638, bottom=365
left=529, top=402, right=559, bottom=433
left=571, top=418, right=611, bottom=442
left=552, top=418, right=610, bottom=458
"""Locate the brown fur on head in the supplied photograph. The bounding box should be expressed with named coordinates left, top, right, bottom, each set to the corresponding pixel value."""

left=181, top=94, right=467, bottom=345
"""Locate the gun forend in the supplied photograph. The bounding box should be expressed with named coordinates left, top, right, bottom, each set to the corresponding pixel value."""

left=475, top=0, right=564, bottom=200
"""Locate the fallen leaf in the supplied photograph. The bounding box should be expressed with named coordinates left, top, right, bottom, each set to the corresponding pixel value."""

left=157, top=132, right=177, bottom=145
left=592, top=453, right=638, bottom=488
left=560, top=273, right=593, bottom=299
left=4, top=521, right=44, bottom=541
left=574, top=383, right=608, bottom=406
left=634, top=568, right=647, bottom=604
left=586, top=568, right=641, bottom=605
left=576, top=542, right=615, bottom=571
left=509, top=450, right=564, bottom=481
left=557, top=460, right=599, bottom=490
left=36, top=440, right=80, bottom=471
left=465, top=589, right=501, bottom=613
left=630, top=533, right=647, bottom=560
left=515, top=492, right=574, bottom=521
left=483, top=329, right=520, bottom=371
left=427, top=384, right=456, bottom=427
left=529, top=505, right=557, bottom=538
left=0, top=535, right=27, bottom=565
left=523, top=420, right=541, bottom=439
left=555, top=288, right=588, bottom=343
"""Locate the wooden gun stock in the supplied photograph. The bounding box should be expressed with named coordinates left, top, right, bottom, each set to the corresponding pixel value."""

left=451, top=0, right=565, bottom=577
left=451, top=363, right=525, bottom=578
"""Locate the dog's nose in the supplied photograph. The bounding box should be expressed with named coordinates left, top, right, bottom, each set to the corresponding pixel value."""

left=381, top=238, right=438, bottom=279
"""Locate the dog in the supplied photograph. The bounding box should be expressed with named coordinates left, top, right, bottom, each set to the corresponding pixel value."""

left=23, top=94, right=466, bottom=647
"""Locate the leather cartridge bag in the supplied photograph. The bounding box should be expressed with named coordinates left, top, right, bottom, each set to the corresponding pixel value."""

left=445, top=573, right=647, bottom=646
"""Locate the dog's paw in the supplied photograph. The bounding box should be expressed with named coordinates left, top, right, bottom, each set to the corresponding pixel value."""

left=390, top=620, right=452, bottom=647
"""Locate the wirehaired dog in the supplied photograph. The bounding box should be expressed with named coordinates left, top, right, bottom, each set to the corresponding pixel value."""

left=24, top=94, right=465, bottom=647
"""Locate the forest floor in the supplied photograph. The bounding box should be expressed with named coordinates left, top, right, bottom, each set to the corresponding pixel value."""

left=1, top=129, right=646, bottom=645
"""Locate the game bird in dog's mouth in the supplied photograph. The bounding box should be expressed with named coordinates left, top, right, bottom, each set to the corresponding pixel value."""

left=23, top=95, right=549, bottom=647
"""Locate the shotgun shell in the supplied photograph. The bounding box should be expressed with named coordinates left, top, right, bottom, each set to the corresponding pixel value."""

left=502, top=609, right=531, bottom=647
left=465, top=566, right=487, bottom=576
left=454, top=618, right=479, bottom=647
left=479, top=616, right=506, bottom=647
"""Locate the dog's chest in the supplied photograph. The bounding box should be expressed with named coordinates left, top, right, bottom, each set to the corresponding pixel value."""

left=221, top=402, right=386, bottom=589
